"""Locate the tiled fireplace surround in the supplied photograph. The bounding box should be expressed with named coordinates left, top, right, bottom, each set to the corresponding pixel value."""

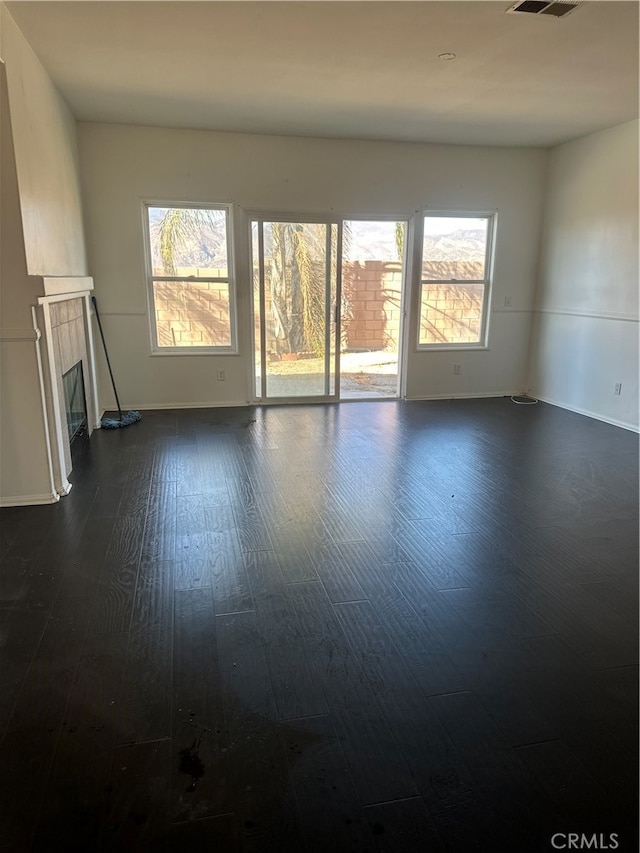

left=38, top=278, right=100, bottom=498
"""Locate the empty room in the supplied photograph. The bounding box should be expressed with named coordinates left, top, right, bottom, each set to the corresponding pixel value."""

left=0, top=1, right=638, bottom=851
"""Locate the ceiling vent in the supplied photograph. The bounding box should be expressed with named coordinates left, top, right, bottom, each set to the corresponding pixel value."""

left=506, top=1, right=580, bottom=18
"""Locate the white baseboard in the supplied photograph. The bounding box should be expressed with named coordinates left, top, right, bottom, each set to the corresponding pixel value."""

left=111, top=400, right=251, bottom=411
left=56, top=479, right=72, bottom=496
left=404, top=391, right=513, bottom=402
left=125, top=396, right=510, bottom=409
left=404, top=391, right=639, bottom=432
left=0, top=491, right=60, bottom=507
left=533, top=395, right=639, bottom=433
left=94, top=393, right=638, bottom=435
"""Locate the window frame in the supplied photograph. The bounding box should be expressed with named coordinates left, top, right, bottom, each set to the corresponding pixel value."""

left=142, top=200, right=238, bottom=355
left=416, top=210, right=496, bottom=351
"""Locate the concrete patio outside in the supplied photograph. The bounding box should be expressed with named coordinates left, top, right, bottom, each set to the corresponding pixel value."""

left=256, top=349, right=399, bottom=399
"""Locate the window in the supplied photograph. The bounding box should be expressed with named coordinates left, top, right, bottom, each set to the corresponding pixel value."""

left=144, top=204, right=236, bottom=353
left=418, top=213, right=494, bottom=348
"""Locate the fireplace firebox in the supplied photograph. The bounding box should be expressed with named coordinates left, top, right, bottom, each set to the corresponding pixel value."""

left=62, top=361, right=87, bottom=442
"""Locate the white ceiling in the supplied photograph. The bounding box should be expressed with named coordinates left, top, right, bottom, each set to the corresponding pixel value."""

left=6, top=0, right=639, bottom=147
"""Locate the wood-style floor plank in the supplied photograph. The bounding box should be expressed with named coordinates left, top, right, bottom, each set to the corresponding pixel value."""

left=156, top=813, right=240, bottom=852
left=430, top=690, right=562, bottom=851
left=100, top=739, right=172, bottom=850
left=515, top=738, right=637, bottom=846
left=170, top=586, right=232, bottom=823
left=0, top=398, right=636, bottom=851
left=306, top=542, right=367, bottom=604
left=215, top=609, right=305, bottom=852
left=522, top=634, right=637, bottom=803
left=283, top=713, right=375, bottom=853
left=117, top=560, right=174, bottom=744
left=255, top=490, right=321, bottom=583
left=332, top=599, right=492, bottom=850
left=364, top=796, right=445, bottom=853
left=0, top=605, right=50, bottom=739
left=0, top=596, right=93, bottom=849
left=245, top=550, right=327, bottom=720
left=32, top=631, right=128, bottom=850
left=288, top=582, right=419, bottom=806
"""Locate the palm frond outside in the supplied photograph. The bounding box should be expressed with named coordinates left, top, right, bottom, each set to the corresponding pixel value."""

left=395, top=221, right=404, bottom=262
left=157, top=207, right=226, bottom=276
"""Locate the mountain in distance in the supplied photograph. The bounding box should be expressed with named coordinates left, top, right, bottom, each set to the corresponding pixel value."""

left=148, top=207, right=228, bottom=269
left=347, top=224, right=486, bottom=263
left=149, top=208, right=486, bottom=267
left=421, top=230, right=486, bottom=262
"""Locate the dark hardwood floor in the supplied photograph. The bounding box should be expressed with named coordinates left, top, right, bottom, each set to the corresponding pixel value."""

left=0, top=398, right=637, bottom=852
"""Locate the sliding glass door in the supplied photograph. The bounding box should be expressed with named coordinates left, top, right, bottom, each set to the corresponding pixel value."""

left=251, top=218, right=340, bottom=402
left=251, top=215, right=407, bottom=403
left=340, top=220, right=404, bottom=399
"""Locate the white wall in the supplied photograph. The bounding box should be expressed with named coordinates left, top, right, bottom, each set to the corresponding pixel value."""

left=0, top=5, right=90, bottom=504
left=529, top=120, right=639, bottom=430
left=77, top=122, right=547, bottom=409
left=0, top=63, right=56, bottom=504
left=0, top=5, right=87, bottom=277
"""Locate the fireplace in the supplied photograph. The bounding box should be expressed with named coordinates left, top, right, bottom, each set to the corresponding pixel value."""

left=62, top=360, right=87, bottom=442
left=35, top=278, right=100, bottom=500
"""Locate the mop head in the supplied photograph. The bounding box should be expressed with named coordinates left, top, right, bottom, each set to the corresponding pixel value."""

left=101, top=411, right=142, bottom=429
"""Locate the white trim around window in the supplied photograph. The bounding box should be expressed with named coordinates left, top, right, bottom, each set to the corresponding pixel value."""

left=142, top=201, right=238, bottom=355
left=416, top=210, right=496, bottom=350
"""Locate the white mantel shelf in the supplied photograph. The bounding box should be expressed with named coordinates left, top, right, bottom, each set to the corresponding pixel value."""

left=42, top=276, right=94, bottom=297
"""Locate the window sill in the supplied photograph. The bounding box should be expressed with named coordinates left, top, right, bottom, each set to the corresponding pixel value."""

left=416, top=345, right=489, bottom=352
left=150, top=348, right=239, bottom=357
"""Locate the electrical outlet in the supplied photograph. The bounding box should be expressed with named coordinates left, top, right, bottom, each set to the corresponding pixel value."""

left=503, top=296, right=512, bottom=308
left=614, top=382, right=622, bottom=395
left=217, top=369, right=225, bottom=382
left=453, top=364, right=461, bottom=375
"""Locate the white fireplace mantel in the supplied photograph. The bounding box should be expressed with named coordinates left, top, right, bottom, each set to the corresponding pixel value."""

left=42, top=276, right=95, bottom=298
left=35, top=277, right=101, bottom=499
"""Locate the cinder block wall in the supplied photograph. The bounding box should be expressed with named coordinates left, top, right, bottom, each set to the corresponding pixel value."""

left=418, top=260, right=484, bottom=345
left=342, top=261, right=402, bottom=350
left=153, top=269, right=231, bottom=347
left=153, top=260, right=483, bottom=353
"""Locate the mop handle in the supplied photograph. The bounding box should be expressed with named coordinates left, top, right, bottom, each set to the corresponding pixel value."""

left=91, top=295, right=123, bottom=419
